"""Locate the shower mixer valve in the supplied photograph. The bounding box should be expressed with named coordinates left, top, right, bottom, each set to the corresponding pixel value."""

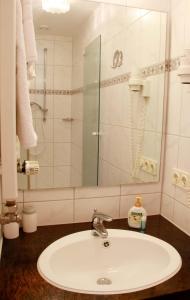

left=17, top=160, right=39, bottom=175
left=0, top=200, right=21, bottom=225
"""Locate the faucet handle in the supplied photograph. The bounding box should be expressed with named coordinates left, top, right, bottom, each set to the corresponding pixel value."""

left=92, top=209, right=112, bottom=222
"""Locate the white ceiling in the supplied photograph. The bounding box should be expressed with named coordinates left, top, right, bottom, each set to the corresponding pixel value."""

left=32, top=0, right=100, bottom=36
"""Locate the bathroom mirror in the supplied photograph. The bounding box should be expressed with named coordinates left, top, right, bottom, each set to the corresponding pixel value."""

left=18, top=0, right=168, bottom=190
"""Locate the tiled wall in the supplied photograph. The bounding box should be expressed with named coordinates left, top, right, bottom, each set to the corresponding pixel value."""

left=17, top=0, right=170, bottom=228
left=17, top=183, right=161, bottom=226
left=29, top=35, right=73, bottom=189
left=161, top=0, right=190, bottom=236
left=99, top=8, right=166, bottom=185
left=71, top=4, right=166, bottom=186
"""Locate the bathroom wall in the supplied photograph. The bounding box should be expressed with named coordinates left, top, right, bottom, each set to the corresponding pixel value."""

left=161, top=0, right=190, bottom=236
left=99, top=7, right=166, bottom=185
left=17, top=0, right=169, bottom=227
left=71, top=4, right=166, bottom=186
left=18, top=185, right=161, bottom=226
left=29, top=35, right=73, bottom=189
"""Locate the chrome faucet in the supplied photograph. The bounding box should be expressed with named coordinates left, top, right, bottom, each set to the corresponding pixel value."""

left=92, top=209, right=112, bottom=238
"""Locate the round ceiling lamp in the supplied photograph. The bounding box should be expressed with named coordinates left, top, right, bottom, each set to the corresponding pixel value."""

left=42, top=0, right=70, bottom=14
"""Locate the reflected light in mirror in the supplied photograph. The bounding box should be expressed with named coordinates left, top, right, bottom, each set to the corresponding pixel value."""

left=42, top=0, right=70, bottom=14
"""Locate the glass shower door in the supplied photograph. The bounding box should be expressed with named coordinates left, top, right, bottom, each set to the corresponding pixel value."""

left=82, top=36, right=101, bottom=186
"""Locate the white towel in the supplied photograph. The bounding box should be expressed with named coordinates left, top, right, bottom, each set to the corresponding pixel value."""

left=16, top=136, right=21, bottom=161
left=21, top=0, right=37, bottom=79
left=16, top=0, right=37, bottom=149
left=27, top=61, right=36, bottom=80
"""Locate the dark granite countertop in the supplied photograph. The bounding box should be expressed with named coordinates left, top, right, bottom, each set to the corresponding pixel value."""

left=0, top=215, right=190, bottom=300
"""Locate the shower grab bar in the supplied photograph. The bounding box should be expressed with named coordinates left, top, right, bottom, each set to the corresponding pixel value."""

left=62, top=118, right=74, bottom=122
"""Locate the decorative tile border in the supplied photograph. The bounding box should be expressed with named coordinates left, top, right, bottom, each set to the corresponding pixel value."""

left=29, top=89, right=72, bottom=95
left=101, top=73, right=130, bottom=88
left=72, top=87, right=84, bottom=95
left=141, top=61, right=169, bottom=77
left=29, top=58, right=181, bottom=96
left=169, top=57, right=181, bottom=71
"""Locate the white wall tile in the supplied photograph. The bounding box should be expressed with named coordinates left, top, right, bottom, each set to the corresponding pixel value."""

left=53, top=143, right=71, bottom=166
left=35, top=118, right=53, bottom=143
left=75, top=186, right=120, bottom=199
left=178, top=136, right=190, bottom=172
left=184, top=0, right=190, bottom=49
left=161, top=193, right=174, bottom=222
left=29, top=143, right=53, bottom=167
left=53, top=166, right=71, bottom=188
left=170, top=0, right=185, bottom=58
left=121, top=182, right=161, bottom=196
left=24, top=188, right=74, bottom=202
left=53, top=119, right=71, bottom=143
left=54, top=66, right=72, bottom=90
left=167, top=72, right=182, bottom=135
left=74, top=196, right=120, bottom=223
left=54, top=41, right=72, bottom=66
left=35, top=65, right=53, bottom=90
left=18, top=191, right=24, bottom=203
left=162, top=134, right=179, bottom=198
left=179, top=84, right=190, bottom=137
left=54, top=95, right=71, bottom=118
left=26, top=200, right=74, bottom=226
left=35, top=167, right=53, bottom=189
left=126, top=0, right=170, bottom=12
left=173, top=200, right=190, bottom=235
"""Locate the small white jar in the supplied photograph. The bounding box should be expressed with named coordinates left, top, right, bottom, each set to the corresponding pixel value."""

left=3, top=222, right=19, bottom=239
left=22, top=206, right=37, bottom=233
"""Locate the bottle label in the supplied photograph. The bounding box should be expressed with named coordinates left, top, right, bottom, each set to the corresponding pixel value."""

left=129, top=212, right=143, bottom=228
left=131, top=212, right=143, bottom=217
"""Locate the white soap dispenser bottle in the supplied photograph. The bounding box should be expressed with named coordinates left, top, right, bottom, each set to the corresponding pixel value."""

left=128, top=196, right=147, bottom=229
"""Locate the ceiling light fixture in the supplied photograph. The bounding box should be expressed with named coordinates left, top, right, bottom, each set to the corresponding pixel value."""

left=42, top=0, right=70, bottom=14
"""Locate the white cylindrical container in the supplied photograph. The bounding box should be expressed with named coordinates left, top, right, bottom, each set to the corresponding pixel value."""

left=22, top=206, right=37, bottom=233
left=3, top=222, right=19, bottom=239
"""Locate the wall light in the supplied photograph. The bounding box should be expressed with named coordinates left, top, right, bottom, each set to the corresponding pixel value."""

left=42, top=0, right=70, bottom=14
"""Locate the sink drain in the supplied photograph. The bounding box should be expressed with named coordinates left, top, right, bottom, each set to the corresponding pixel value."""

left=97, top=277, right=112, bottom=285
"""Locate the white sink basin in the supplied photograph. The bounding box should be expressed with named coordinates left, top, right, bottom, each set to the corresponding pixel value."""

left=37, top=229, right=182, bottom=295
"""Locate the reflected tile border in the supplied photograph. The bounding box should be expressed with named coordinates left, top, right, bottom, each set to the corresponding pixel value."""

left=29, top=58, right=181, bottom=96
left=29, top=89, right=72, bottom=95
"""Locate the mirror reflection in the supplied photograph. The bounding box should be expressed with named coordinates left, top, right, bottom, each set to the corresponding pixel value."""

left=19, top=0, right=167, bottom=190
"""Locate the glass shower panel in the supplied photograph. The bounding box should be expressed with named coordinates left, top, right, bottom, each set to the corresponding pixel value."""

left=82, top=36, right=101, bottom=186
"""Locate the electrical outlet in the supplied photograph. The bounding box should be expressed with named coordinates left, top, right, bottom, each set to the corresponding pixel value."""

left=172, top=169, right=181, bottom=185
left=172, top=168, right=190, bottom=189
left=140, top=157, right=158, bottom=176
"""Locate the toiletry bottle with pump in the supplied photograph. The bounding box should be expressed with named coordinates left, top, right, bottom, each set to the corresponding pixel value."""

left=128, top=196, right=147, bottom=229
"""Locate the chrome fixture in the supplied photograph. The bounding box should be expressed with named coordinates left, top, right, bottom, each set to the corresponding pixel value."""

left=0, top=200, right=21, bottom=225
left=62, top=117, right=74, bottom=122
left=43, top=48, right=48, bottom=121
left=30, top=101, right=48, bottom=114
left=17, top=160, right=39, bottom=176
left=92, top=209, right=112, bottom=238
